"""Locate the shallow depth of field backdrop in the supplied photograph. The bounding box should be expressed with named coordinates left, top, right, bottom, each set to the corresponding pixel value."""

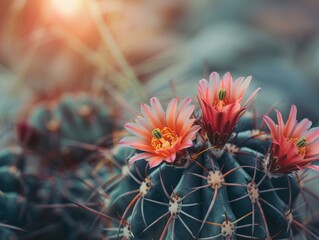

left=1, top=0, right=319, bottom=123
left=1, top=0, right=319, bottom=239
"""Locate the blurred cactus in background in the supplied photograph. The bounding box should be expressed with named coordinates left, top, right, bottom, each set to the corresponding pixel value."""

left=0, top=95, right=118, bottom=239
left=16, top=94, right=116, bottom=169
left=0, top=147, right=114, bottom=239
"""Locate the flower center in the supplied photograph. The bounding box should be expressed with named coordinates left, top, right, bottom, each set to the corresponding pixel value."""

left=151, top=127, right=178, bottom=150
left=287, top=137, right=308, bottom=157
left=213, top=88, right=228, bottom=110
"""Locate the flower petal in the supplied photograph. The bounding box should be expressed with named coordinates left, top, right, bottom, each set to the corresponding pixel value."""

left=148, top=156, right=165, bottom=168
left=141, top=103, right=160, bottom=129
left=166, top=98, right=178, bottom=130
left=176, top=105, right=195, bottom=133
left=284, top=105, right=297, bottom=136
left=121, top=96, right=200, bottom=168
left=150, top=97, right=165, bottom=127
left=120, top=136, right=154, bottom=152
left=165, top=152, right=176, bottom=163
left=275, top=110, right=285, bottom=135
left=264, top=105, right=319, bottom=175
left=124, top=122, right=150, bottom=139
left=293, top=118, right=312, bottom=137
left=305, top=127, right=319, bottom=143
left=129, top=152, right=154, bottom=165
left=177, top=97, right=192, bottom=115
left=263, top=115, right=278, bottom=138
left=198, top=72, right=259, bottom=149
left=183, top=125, right=201, bottom=142
left=306, top=165, right=319, bottom=172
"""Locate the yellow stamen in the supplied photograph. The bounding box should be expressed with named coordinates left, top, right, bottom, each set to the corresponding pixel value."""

left=151, top=127, right=178, bottom=150
left=287, top=137, right=308, bottom=157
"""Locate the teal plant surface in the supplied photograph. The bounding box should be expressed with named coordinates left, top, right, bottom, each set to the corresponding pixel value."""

left=106, top=72, right=319, bottom=239
left=0, top=94, right=116, bottom=239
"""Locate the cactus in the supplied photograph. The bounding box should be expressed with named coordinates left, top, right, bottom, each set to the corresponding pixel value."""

left=17, top=94, right=116, bottom=169
left=0, top=227, right=18, bottom=240
left=0, top=94, right=118, bottom=239
left=0, top=220, right=27, bottom=239
left=1, top=74, right=318, bottom=239
left=105, top=72, right=319, bottom=239
left=0, top=146, right=115, bottom=240
left=108, top=132, right=307, bottom=239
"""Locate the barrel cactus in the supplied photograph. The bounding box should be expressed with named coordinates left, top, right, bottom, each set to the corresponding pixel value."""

left=0, top=94, right=117, bottom=239
left=106, top=72, right=319, bottom=239
left=0, top=144, right=114, bottom=239
left=16, top=93, right=115, bottom=169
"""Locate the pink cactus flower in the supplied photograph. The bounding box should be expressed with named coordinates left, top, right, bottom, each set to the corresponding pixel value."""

left=119, top=97, right=201, bottom=168
left=263, top=105, right=319, bottom=174
left=198, top=72, right=260, bottom=149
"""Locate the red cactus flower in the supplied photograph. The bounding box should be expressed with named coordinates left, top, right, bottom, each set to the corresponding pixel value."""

left=119, top=97, right=201, bottom=168
left=263, top=105, right=319, bottom=174
left=198, top=72, right=260, bottom=149
left=16, top=121, right=40, bottom=148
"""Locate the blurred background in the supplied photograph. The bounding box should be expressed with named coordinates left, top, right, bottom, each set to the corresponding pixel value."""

left=1, top=0, right=319, bottom=125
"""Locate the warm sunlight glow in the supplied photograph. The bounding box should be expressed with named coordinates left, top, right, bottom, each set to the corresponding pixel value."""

left=50, top=0, right=85, bottom=17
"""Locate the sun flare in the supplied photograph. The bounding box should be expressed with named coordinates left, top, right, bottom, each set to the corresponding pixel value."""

left=50, top=0, right=85, bottom=17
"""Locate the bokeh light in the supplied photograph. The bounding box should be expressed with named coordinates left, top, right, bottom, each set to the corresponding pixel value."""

left=49, top=0, right=86, bottom=18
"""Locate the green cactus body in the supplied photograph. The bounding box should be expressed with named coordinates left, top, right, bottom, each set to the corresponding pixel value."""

left=18, top=94, right=115, bottom=169
left=107, top=116, right=318, bottom=239
left=0, top=94, right=118, bottom=239
left=0, top=227, right=18, bottom=240
left=0, top=147, right=115, bottom=239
